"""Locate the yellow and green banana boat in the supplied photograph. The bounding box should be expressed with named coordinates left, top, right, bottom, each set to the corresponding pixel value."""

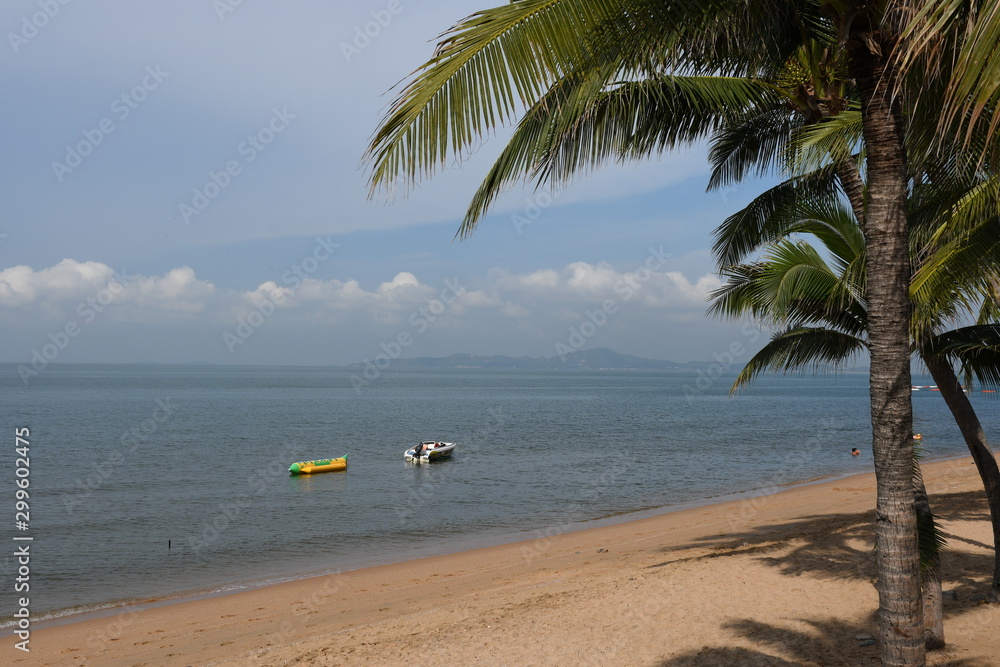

left=288, top=455, right=348, bottom=475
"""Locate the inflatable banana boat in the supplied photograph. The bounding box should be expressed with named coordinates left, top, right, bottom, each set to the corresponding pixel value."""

left=289, top=455, right=348, bottom=475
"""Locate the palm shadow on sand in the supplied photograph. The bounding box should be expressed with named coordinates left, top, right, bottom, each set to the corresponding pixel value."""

left=645, top=490, right=995, bottom=666
left=655, top=617, right=983, bottom=666
left=650, top=490, right=992, bottom=593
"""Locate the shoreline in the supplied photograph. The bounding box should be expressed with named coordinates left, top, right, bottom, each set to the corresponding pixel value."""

left=3, top=453, right=975, bottom=633
left=3, top=453, right=936, bottom=634
left=10, top=454, right=1000, bottom=666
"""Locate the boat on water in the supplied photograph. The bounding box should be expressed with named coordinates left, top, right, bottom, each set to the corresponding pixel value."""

left=288, top=455, right=348, bottom=475
left=404, top=441, right=456, bottom=463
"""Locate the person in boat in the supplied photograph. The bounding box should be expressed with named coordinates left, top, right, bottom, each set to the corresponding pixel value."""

left=851, top=448, right=860, bottom=456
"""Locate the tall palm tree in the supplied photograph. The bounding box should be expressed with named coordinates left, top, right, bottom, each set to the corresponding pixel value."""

left=365, top=3, right=994, bottom=662
left=709, top=172, right=1000, bottom=607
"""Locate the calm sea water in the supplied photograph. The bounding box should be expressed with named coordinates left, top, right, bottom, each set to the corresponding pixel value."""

left=1, top=363, right=995, bottom=624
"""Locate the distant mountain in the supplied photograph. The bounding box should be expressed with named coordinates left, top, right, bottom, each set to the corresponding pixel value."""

left=347, top=347, right=700, bottom=371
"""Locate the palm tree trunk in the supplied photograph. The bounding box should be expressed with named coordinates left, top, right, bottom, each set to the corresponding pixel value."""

left=847, top=20, right=925, bottom=666
left=924, top=354, right=1000, bottom=601
left=913, top=469, right=945, bottom=649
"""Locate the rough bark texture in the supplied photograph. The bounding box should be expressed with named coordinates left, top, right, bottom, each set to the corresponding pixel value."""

left=924, top=354, right=1000, bottom=601
left=913, top=469, right=945, bottom=649
left=848, top=22, right=925, bottom=667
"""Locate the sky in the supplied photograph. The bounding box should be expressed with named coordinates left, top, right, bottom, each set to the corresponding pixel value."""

left=1, top=0, right=777, bottom=368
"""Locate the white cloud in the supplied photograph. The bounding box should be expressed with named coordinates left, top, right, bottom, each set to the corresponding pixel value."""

left=507, top=268, right=561, bottom=292
left=129, top=267, right=215, bottom=312
left=2, top=259, right=720, bottom=321
left=245, top=280, right=294, bottom=309
left=1, top=258, right=734, bottom=364
left=236, top=260, right=721, bottom=325
left=479, top=261, right=720, bottom=314
left=243, top=271, right=435, bottom=315
left=0, top=260, right=214, bottom=315
left=501, top=301, right=529, bottom=318
left=0, top=260, right=117, bottom=306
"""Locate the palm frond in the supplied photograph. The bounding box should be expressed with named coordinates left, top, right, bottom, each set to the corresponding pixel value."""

left=912, top=447, right=948, bottom=576
left=896, top=0, right=1000, bottom=166
left=909, top=174, right=1000, bottom=337
left=366, top=0, right=809, bottom=197
left=708, top=103, right=801, bottom=191
left=710, top=238, right=866, bottom=338
left=712, top=165, right=840, bottom=266
left=925, top=325, right=1000, bottom=389
left=367, top=0, right=624, bottom=195
left=730, top=326, right=866, bottom=392
left=459, top=74, right=778, bottom=236
left=785, top=105, right=863, bottom=173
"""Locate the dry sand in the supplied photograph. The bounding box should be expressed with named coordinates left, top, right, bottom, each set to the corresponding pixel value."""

left=8, top=456, right=1000, bottom=666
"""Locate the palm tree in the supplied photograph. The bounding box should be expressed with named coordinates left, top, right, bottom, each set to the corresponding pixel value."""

left=709, top=171, right=1000, bottom=609
left=365, top=3, right=994, bottom=662
left=705, top=49, right=1000, bottom=610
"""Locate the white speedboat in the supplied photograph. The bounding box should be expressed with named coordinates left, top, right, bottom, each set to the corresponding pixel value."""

left=404, top=441, right=456, bottom=463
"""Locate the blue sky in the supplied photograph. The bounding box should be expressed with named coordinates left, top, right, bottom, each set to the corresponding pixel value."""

left=2, top=0, right=775, bottom=368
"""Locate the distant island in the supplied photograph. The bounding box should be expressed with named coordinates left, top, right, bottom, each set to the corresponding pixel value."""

left=346, top=347, right=705, bottom=371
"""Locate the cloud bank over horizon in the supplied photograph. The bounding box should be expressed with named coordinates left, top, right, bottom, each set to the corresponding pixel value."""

left=1, top=254, right=753, bottom=370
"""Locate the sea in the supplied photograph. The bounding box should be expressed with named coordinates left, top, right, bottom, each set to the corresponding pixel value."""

left=1, top=362, right=996, bottom=627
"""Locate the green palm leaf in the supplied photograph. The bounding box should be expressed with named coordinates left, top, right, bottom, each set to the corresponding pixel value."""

left=912, top=446, right=949, bottom=576
left=730, top=326, right=866, bottom=392
left=925, top=325, right=1000, bottom=389
left=366, top=0, right=829, bottom=201
left=712, top=165, right=840, bottom=266
left=897, top=0, right=1000, bottom=164
left=708, top=104, right=801, bottom=191
left=786, top=106, right=863, bottom=174
left=460, top=75, right=778, bottom=236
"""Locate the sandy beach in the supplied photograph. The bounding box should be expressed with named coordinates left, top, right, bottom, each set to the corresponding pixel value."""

left=8, top=456, right=1000, bottom=666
